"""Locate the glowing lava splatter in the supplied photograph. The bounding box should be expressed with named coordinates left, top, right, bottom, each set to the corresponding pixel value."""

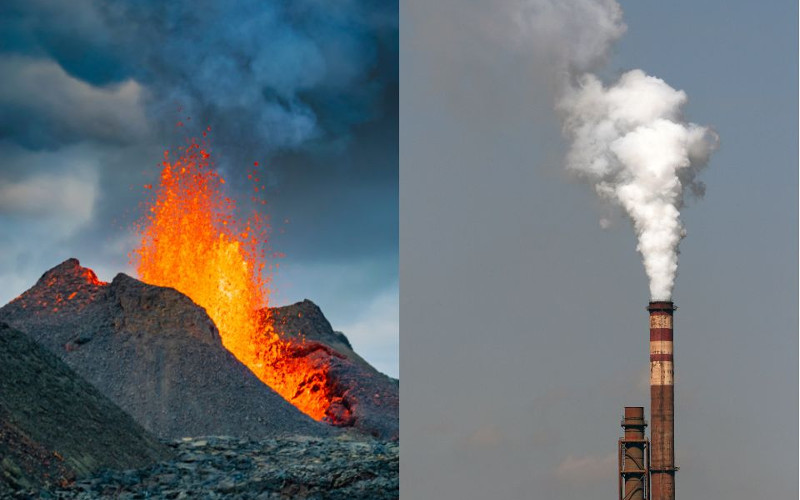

left=132, top=135, right=333, bottom=421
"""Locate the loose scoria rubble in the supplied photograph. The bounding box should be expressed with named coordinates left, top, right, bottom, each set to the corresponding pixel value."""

left=29, top=435, right=398, bottom=499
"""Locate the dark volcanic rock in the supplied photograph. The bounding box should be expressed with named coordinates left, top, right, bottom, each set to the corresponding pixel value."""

left=48, top=435, right=398, bottom=499
left=270, top=300, right=399, bottom=440
left=0, top=259, right=330, bottom=440
left=0, top=322, right=170, bottom=494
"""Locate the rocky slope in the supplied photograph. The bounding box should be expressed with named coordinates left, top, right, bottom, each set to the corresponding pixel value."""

left=270, top=301, right=399, bottom=440
left=0, top=258, right=398, bottom=441
left=0, top=259, right=329, bottom=440
left=0, top=322, right=170, bottom=493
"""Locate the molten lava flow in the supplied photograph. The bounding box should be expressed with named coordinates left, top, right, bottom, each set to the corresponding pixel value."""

left=132, top=137, right=333, bottom=422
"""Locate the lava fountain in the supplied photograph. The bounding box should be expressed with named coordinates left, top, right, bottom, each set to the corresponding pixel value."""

left=132, top=134, right=333, bottom=422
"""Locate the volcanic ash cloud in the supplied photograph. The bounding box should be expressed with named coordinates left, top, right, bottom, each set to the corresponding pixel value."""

left=559, top=69, right=718, bottom=300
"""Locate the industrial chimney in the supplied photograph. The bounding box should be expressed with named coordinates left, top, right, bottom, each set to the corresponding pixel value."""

left=618, top=406, right=649, bottom=500
left=648, top=301, right=676, bottom=500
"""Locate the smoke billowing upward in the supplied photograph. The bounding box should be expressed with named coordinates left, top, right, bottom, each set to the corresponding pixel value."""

left=559, top=71, right=718, bottom=300
left=513, top=0, right=719, bottom=300
left=98, top=0, right=396, bottom=161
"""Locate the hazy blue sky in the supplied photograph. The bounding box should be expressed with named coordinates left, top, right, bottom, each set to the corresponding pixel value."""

left=0, top=0, right=398, bottom=377
left=401, top=0, right=797, bottom=498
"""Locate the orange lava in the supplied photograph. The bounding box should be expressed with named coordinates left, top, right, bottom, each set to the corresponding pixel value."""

left=82, top=268, right=105, bottom=287
left=132, top=137, right=332, bottom=421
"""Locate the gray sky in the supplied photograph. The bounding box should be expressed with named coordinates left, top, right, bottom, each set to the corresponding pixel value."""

left=0, top=0, right=398, bottom=377
left=400, top=0, right=797, bottom=498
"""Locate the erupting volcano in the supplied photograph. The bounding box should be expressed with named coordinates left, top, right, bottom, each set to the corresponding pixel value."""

left=132, top=135, right=334, bottom=422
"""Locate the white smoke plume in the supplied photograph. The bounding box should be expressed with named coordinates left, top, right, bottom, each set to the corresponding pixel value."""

left=505, top=0, right=719, bottom=300
left=559, top=71, right=718, bottom=299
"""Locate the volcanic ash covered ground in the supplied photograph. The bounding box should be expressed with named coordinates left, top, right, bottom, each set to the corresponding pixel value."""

left=0, top=258, right=398, bottom=498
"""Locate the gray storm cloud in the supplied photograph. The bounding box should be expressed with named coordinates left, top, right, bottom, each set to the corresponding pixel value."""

left=511, top=0, right=719, bottom=300
left=0, top=56, right=147, bottom=149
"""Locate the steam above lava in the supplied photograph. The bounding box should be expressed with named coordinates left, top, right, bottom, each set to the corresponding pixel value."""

left=559, top=70, right=718, bottom=300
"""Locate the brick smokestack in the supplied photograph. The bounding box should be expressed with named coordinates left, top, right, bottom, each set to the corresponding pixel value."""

left=648, top=301, right=676, bottom=500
